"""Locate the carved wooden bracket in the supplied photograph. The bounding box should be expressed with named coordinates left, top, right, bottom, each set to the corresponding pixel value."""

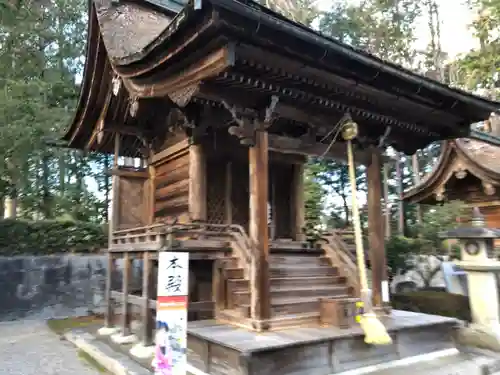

left=168, top=83, right=200, bottom=108
left=222, top=95, right=280, bottom=146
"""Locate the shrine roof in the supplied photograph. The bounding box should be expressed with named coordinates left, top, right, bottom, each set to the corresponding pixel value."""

left=403, top=138, right=500, bottom=205
left=63, top=0, right=500, bottom=157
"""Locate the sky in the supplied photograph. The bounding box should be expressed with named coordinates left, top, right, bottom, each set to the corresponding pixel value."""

left=316, top=0, right=478, bottom=59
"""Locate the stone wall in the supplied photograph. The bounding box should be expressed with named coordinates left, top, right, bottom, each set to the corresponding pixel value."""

left=0, top=254, right=140, bottom=321
left=0, top=255, right=212, bottom=322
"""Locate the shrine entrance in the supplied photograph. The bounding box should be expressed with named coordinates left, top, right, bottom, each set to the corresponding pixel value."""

left=205, top=155, right=296, bottom=240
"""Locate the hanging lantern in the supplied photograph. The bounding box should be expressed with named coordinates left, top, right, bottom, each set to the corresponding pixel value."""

left=130, top=97, right=139, bottom=117
left=112, top=75, right=121, bottom=96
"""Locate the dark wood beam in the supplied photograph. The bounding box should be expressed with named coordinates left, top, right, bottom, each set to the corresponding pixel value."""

left=107, top=168, right=149, bottom=179
left=268, top=134, right=389, bottom=165
left=197, top=85, right=432, bottom=153
left=235, top=44, right=463, bottom=126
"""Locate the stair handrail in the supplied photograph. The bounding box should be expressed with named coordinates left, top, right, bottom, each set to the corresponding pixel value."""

left=319, top=230, right=361, bottom=297
left=112, top=222, right=256, bottom=264
left=327, top=229, right=357, bottom=264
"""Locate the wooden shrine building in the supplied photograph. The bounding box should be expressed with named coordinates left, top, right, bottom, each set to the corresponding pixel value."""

left=61, top=0, right=500, bottom=373
left=404, top=136, right=500, bottom=227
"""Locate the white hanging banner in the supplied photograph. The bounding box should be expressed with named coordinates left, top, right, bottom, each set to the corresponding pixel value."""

left=153, top=252, right=189, bottom=375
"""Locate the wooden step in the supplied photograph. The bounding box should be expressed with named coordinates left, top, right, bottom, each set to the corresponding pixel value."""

left=233, top=286, right=349, bottom=305
left=271, top=240, right=309, bottom=249
left=268, top=312, right=320, bottom=329
left=227, top=278, right=249, bottom=291
left=223, top=268, right=244, bottom=279
left=236, top=295, right=351, bottom=317
left=270, top=265, right=338, bottom=278
left=270, top=276, right=346, bottom=288
left=270, top=295, right=350, bottom=315
left=270, top=255, right=329, bottom=266
left=227, top=275, right=346, bottom=292
left=270, top=247, right=323, bottom=254
left=217, top=309, right=254, bottom=329
left=220, top=257, right=240, bottom=268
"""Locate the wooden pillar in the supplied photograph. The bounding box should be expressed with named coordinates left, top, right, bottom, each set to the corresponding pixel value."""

left=367, top=149, right=389, bottom=310
left=188, top=144, right=207, bottom=221
left=109, top=134, right=120, bottom=240
left=225, top=162, right=232, bottom=224
left=291, top=163, right=305, bottom=241
left=270, top=174, right=276, bottom=240
left=105, top=134, right=120, bottom=329
left=411, top=153, right=423, bottom=224
left=104, top=254, right=115, bottom=328
left=249, top=129, right=271, bottom=328
left=395, top=153, right=404, bottom=235
left=141, top=252, right=154, bottom=346
left=147, top=164, right=155, bottom=225
left=383, top=163, right=391, bottom=239
left=121, top=252, right=132, bottom=336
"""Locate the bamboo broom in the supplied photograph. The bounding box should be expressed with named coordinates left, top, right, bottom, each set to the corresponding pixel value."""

left=342, top=121, right=392, bottom=346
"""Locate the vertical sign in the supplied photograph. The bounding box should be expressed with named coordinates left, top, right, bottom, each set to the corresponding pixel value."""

left=153, top=252, right=189, bottom=375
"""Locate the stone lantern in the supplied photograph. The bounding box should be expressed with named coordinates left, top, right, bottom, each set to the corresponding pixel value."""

left=441, top=208, right=500, bottom=350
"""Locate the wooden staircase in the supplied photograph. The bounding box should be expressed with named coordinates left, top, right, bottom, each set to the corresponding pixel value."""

left=216, top=236, right=361, bottom=330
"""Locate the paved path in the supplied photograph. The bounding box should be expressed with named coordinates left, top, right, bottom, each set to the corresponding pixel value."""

left=0, top=320, right=99, bottom=375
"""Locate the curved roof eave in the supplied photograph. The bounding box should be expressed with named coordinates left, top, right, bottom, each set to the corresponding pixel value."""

left=402, top=141, right=455, bottom=204
left=454, top=139, right=500, bottom=182
left=404, top=139, right=500, bottom=204
left=63, top=2, right=100, bottom=144
left=62, top=0, right=500, bottom=151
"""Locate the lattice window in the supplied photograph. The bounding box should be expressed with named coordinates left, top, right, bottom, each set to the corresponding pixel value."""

left=206, top=161, right=226, bottom=224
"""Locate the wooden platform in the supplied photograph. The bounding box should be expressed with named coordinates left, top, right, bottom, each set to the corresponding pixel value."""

left=187, top=310, right=458, bottom=375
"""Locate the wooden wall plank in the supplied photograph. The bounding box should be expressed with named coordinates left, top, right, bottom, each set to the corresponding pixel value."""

left=153, top=140, right=190, bottom=221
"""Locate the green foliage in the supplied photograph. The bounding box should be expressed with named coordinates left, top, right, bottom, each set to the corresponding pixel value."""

left=454, top=0, right=500, bottom=96
left=416, top=201, right=467, bottom=247
left=385, top=202, right=466, bottom=280
left=385, top=235, right=433, bottom=276
left=392, top=291, right=471, bottom=321
left=0, top=0, right=110, bottom=223
left=0, top=219, right=107, bottom=255
left=304, top=161, right=326, bottom=241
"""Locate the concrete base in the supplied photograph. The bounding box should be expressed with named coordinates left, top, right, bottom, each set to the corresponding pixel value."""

left=62, top=327, right=498, bottom=375
left=111, top=332, right=137, bottom=345
left=97, top=326, right=120, bottom=336
left=64, top=330, right=150, bottom=375
left=188, top=311, right=461, bottom=375
left=456, top=324, right=500, bottom=352
left=129, top=342, right=155, bottom=359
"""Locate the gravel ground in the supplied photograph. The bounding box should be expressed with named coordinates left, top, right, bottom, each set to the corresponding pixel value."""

left=0, top=319, right=99, bottom=375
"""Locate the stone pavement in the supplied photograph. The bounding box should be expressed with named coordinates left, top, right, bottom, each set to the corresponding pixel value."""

left=0, top=319, right=99, bottom=375
left=345, top=351, right=494, bottom=375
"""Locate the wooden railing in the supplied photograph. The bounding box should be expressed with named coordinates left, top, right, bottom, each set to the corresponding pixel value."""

left=109, top=222, right=257, bottom=330
left=112, top=223, right=254, bottom=261
left=319, top=230, right=361, bottom=297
